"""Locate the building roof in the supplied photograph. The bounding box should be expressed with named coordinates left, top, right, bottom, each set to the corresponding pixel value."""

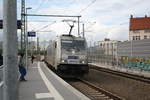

left=98, top=40, right=119, bottom=44
left=130, top=16, right=150, bottom=30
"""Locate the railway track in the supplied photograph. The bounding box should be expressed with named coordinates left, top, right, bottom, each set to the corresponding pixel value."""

left=90, top=65, right=150, bottom=84
left=67, top=78, right=124, bottom=100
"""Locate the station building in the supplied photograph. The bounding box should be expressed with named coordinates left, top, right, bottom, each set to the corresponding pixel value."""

left=129, top=15, right=150, bottom=40
left=97, top=38, right=119, bottom=59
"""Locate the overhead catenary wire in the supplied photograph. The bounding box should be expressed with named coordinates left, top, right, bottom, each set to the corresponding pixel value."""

left=25, top=14, right=81, bottom=36
left=26, top=14, right=81, bottom=17
left=33, top=0, right=49, bottom=12
left=70, top=0, right=96, bottom=21
left=34, top=31, right=53, bottom=32
left=34, top=21, right=56, bottom=32
left=68, top=0, right=97, bottom=36
left=28, top=20, right=57, bottom=22
left=28, top=20, right=57, bottom=31
left=78, top=0, right=97, bottom=14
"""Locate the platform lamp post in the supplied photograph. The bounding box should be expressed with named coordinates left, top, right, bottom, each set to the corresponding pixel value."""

left=25, top=7, right=32, bottom=70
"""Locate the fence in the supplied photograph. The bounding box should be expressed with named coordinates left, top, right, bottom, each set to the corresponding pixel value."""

left=117, top=39, right=150, bottom=71
left=88, top=39, right=150, bottom=72
left=88, top=45, right=117, bottom=66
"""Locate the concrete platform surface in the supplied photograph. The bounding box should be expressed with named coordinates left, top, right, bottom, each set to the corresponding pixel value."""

left=19, top=62, right=90, bottom=100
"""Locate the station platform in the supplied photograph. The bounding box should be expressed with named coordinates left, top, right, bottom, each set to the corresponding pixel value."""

left=89, top=63, right=150, bottom=78
left=19, top=62, right=90, bottom=100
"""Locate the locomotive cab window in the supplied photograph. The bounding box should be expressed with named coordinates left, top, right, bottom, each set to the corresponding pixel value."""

left=61, top=39, right=86, bottom=51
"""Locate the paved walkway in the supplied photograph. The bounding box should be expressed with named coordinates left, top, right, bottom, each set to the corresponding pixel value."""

left=19, top=62, right=90, bottom=100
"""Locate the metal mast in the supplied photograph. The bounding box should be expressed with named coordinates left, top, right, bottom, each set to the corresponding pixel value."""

left=21, top=0, right=26, bottom=52
left=3, top=0, right=18, bottom=100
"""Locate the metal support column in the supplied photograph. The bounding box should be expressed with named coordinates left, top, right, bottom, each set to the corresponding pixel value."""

left=25, top=7, right=32, bottom=70
left=21, top=0, right=26, bottom=52
left=78, top=17, right=80, bottom=36
left=82, top=24, right=85, bottom=38
left=3, top=0, right=18, bottom=100
left=25, top=9, right=28, bottom=70
left=37, top=37, right=40, bottom=61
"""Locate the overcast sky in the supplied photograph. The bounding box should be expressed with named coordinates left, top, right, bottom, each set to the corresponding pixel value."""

left=0, top=0, right=150, bottom=44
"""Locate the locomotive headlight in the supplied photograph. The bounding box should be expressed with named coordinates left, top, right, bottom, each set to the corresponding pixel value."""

left=61, top=60, right=65, bottom=63
left=72, top=50, right=75, bottom=54
left=81, top=61, right=85, bottom=64
left=61, top=59, right=67, bottom=63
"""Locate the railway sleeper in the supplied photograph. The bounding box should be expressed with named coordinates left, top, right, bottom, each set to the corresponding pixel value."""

left=88, top=93, right=106, bottom=97
left=91, top=96, right=110, bottom=100
left=87, top=92, right=103, bottom=95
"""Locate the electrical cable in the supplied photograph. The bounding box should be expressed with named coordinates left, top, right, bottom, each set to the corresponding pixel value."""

left=78, top=0, right=96, bottom=14
left=33, top=0, right=49, bottom=12
left=34, top=21, right=56, bottom=32
left=37, top=30, right=51, bottom=33
left=28, top=20, right=56, bottom=22
left=69, top=0, right=97, bottom=34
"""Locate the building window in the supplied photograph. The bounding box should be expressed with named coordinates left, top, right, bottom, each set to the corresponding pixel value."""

left=144, top=29, right=150, bottom=33
left=144, top=35, right=147, bottom=39
left=133, top=36, right=136, bottom=40
left=133, top=30, right=140, bottom=33
left=136, top=36, right=140, bottom=40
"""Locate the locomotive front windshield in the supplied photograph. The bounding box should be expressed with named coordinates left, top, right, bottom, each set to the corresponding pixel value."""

left=61, top=39, right=86, bottom=50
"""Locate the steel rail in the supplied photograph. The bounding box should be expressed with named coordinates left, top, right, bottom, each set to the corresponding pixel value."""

left=67, top=78, right=124, bottom=100
left=78, top=78, right=124, bottom=100
left=90, top=65, right=150, bottom=84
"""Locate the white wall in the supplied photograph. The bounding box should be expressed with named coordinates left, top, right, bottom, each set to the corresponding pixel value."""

left=129, top=30, right=150, bottom=40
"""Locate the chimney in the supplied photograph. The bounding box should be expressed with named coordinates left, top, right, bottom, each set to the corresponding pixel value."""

left=130, top=14, right=133, bottom=18
left=104, top=38, right=110, bottom=41
left=145, top=15, right=147, bottom=18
